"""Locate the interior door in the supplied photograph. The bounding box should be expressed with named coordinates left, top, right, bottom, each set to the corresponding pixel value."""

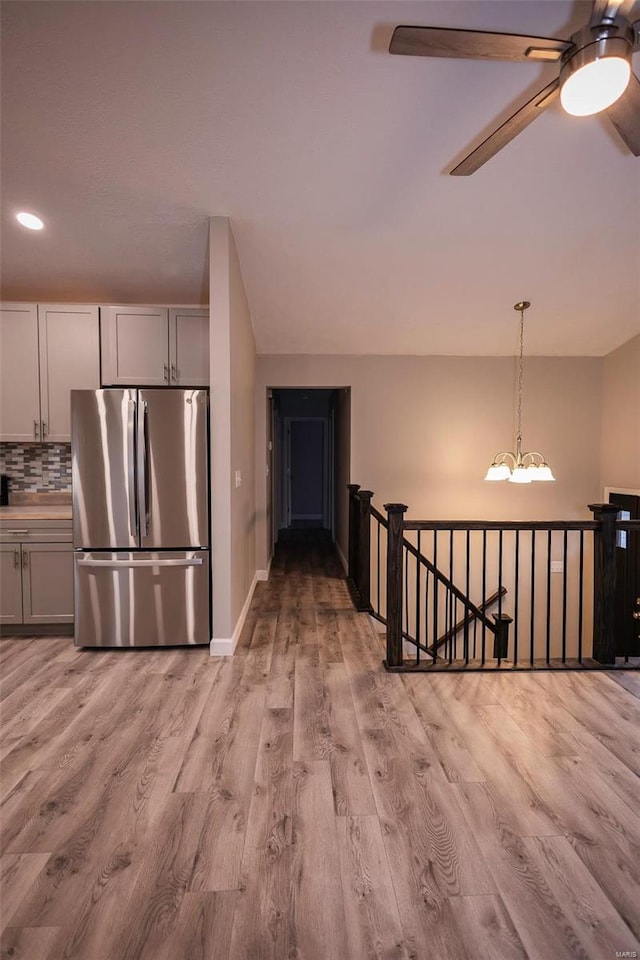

left=609, top=492, right=640, bottom=658
left=139, top=390, right=209, bottom=549
left=287, top=418, right=325, bottom=524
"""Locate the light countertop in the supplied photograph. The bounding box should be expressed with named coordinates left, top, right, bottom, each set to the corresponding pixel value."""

left=0, top=505, right=73, bottom=521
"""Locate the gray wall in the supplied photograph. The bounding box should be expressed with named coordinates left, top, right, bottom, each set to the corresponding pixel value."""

left=601, top=333, right=640, bottom=493
left=255, top=353, right=604, bottom=570
left=210, top=217, right=256, bottom=645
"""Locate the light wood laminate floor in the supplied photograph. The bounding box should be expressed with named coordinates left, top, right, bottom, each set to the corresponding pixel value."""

left=1, top=538, right=639, bottom=960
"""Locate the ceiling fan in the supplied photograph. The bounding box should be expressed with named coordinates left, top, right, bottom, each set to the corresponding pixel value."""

left=389, top=0, right=640, bottom=174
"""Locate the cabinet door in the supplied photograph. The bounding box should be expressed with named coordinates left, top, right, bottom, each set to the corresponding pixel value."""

left=22, top=542, right=74, bottom=624
left=0, top=303, right=41, bottom=441
left=169, top=309, right=209, bottom=386
left=101, top=306, right=169, bottom=386
left=38, top=304, right=100, bottom=442
left=0, top=544, right=23, bottom=624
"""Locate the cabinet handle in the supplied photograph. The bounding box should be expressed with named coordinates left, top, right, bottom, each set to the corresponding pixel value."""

left=22, top=550, right=29, bottom=569
left=163, top=363, right=169, bottom=383
left=33, top=420, right=40, bottom=440
left=41, top=420, right=47, bottom=438
left=171, top=363, right=177, bottom=383
left=14, top=549, right=20, bottom=569
left=7, top=529, right=28, bottom=535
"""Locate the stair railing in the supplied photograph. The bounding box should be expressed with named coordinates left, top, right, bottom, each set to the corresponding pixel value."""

left=348, top=488, right=639, bottom=671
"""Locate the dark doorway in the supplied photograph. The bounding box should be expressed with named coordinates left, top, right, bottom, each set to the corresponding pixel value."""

left=288, top=418, right=326, bottom=524
left=270, top=388, right=350, bottom=558
left=609, top=492, right=640, bottom=658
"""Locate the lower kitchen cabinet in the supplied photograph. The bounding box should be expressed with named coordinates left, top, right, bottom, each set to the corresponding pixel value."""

left=0, top=521, right=74, bottom=628
left=0, top=544, right=23, bottom=625
left=22, top=542, right=74, bottom=623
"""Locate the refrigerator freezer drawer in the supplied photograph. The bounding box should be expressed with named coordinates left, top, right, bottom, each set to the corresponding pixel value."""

left=74, top=551, right=210, bottom=647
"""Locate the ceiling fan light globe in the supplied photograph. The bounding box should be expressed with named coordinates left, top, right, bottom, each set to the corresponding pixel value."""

left=560, top=56, right=631, bottom=117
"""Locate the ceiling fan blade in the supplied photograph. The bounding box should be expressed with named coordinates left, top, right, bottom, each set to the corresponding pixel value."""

left=389, top=26, right=571, bottom=62
left=606, top=71, right=640, bottom=154
left=450, top=78, right=560, bottom=175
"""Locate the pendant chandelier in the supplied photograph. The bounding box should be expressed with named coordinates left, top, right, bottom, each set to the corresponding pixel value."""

left=484, top=301, right=555, bottom=484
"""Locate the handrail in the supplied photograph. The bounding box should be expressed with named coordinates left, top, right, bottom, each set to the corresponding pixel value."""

left=402, top=535, right=496, bottom=632
left=404, top=519, right=598, bottom=531
left=428, top=586, right=507, bottom=656
left=350, top=488, right=634, bottom=670
left=367, top=495, right=497, bottom=633
left=370, top=505, right=388, bottom=528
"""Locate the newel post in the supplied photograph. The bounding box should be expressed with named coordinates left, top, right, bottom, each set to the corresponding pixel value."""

left=356, top=490, right=374, bottom=612
left=347, top=484, right=361, bottom=587
left=588, top=502, right=619, bottom=665
left=492, top=614, right=513, bottom=660
left=385, top=503, right=408, bottom=668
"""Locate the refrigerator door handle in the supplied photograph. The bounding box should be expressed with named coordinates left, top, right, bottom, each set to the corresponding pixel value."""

left=127, top=400, right=138, bottom=538
left=76, top=557, right=204, bottom=568
left=137, top=400, right=150, bottom=538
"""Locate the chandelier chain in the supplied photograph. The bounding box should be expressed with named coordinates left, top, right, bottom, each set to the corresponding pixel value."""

left=516, top=305, right=524, bottom=443
left=484, top=300, right=554, bottom=482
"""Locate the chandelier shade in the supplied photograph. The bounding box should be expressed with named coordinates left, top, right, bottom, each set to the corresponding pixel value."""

left=484, top=302, right=555, bottom=485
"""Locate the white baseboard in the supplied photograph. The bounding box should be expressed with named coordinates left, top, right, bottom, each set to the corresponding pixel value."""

left=256, top=555, right=272, bottom=581
left=335, top=541, right=348, bottom=574
left=210, top=571, right=258, bottom=657
left=209, top=637, right=235, bottom=656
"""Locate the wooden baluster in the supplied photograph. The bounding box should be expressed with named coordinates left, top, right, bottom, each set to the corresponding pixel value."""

left=588, top=502, right=619, bottom=665
left=385, top=503, right=408, bottom=668
left=347, top=483, right=361, bottom=589
left=356, top=490, right=373, bottom=612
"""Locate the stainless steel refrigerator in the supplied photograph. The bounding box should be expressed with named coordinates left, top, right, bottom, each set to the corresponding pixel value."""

left=71, top=389, right=210, bottom=647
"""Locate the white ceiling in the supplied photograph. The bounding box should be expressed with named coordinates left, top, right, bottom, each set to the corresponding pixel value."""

left=1, top=1, right=639, bottom=356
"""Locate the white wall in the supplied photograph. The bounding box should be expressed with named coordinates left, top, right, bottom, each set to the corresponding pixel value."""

left=601, top=333, right=640, bottom=493
left=229, top=228, right=257, bottom=629
left=255, top=354, right=604, bottom=570
left=209, top=217, right=256, bottom=651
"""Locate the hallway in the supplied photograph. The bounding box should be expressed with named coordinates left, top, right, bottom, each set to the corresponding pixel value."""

left=1, top=538, right=639, bottom=959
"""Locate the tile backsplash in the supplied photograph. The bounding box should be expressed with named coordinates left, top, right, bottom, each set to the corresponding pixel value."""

left=0, top=443, right=72, bottom=492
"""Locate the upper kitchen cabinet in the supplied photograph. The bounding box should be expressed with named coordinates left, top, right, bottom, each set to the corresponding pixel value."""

left=0, top=303, right=100, bottom=442
left=38, top=304, right=100, bottom=441
left=101, top=306, right=209, bottom=386
left=170, top=308, right=209, bottom=386
left=0, top=303, right=40, bottom=442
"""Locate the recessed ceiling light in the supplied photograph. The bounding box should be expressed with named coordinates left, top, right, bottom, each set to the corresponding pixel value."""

left=16, top=211, right=44, bottom=230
